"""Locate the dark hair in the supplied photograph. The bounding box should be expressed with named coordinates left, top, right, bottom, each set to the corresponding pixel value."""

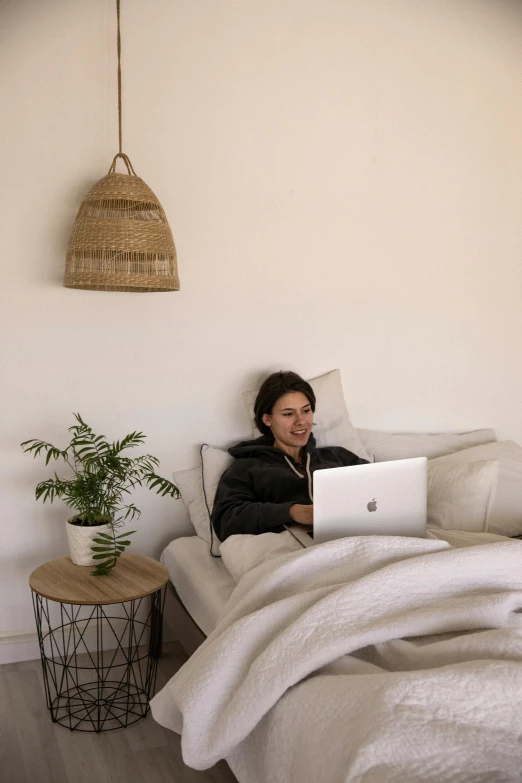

left=254, top=371, right=316, bottom=437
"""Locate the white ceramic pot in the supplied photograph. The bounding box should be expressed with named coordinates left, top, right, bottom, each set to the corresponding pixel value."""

left=65, top=518, right=112, bottom=566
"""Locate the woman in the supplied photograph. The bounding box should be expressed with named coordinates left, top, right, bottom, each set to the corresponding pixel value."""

left=211, top=371, right=368, bottom=541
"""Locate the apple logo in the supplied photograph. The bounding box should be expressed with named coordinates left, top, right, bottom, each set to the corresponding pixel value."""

left=367, top=498, right=377, bottom=512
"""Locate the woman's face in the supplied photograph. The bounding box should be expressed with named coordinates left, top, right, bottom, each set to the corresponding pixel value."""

left=262, top=391, right=314, bottom=453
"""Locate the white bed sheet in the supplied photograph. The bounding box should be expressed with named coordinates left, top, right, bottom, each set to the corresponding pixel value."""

left=161, top=536, right=235, bottom=636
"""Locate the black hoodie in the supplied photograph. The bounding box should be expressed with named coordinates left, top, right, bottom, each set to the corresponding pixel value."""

left=211, top=433, right=368, bottom=541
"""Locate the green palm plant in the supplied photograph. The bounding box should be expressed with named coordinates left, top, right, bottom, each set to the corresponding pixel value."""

left=21, top=413, right=179, bottom=575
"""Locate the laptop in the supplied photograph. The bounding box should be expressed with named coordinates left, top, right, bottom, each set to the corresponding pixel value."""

left=286, top=457, right=427, bottom=547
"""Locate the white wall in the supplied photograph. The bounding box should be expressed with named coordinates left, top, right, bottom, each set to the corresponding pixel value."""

left=1, top=0, right=522, bottom=661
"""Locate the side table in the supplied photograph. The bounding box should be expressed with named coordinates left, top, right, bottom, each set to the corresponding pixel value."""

left=29, top=553, right=168, bottom=733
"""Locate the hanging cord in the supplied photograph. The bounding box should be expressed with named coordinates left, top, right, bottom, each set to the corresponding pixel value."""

left=117, top=0, right=122, bottom=155
left=109, top=152, right=136, bottom=175
left=108, top=0, right=137, bottom=175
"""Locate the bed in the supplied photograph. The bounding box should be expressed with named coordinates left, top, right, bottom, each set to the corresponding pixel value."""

left=155, top=529, right=522, bottom=783
left=151, top=371, right=522, bottom=781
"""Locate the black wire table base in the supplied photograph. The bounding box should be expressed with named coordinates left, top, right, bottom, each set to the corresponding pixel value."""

left=31, top=587, right=166, bottom=732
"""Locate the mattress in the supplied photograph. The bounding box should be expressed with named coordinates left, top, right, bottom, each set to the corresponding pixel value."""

left=161, top=536, right=235, bottom=636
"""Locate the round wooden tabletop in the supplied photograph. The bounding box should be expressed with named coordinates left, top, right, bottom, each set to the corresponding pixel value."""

left=29, top=553, right=169, bottom=605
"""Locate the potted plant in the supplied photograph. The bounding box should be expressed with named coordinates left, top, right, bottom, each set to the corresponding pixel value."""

left=21, top=413, right=179, bottom=575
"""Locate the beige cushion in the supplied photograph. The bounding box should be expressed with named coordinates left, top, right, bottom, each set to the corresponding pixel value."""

left=427, top=460, right=499, bottom=533
left=358, top=428, right=496, bottom=463
left=430, top=441, right=522, bottom=537
left=173, top=445, right=233, bottom=554
left=426, top=529, right=512, bottom=548
left=242, top=369, right=371, bottom=461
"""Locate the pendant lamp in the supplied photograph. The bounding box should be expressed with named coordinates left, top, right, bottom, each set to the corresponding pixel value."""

left=64, top=0, right=179, bottom=292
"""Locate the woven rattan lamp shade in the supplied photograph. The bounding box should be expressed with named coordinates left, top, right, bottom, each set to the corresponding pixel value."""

left=64, top=153, right=179, bottom=292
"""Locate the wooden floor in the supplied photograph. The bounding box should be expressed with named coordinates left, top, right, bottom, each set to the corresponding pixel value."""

left=0, top=642, right=238, bottom=783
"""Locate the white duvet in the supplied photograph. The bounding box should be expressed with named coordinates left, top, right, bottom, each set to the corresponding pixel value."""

left=151, top=535, right=522, bottom=783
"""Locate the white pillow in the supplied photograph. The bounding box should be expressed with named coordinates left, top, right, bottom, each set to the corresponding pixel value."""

left=173, top=445, right=233, bottom=555
left=358, top=428, right=496, bottom=463
left=241, top=369, right=371, bottom=461
left=430, top=441, right=522, bottom=537
left=202, top=444, right=234, bottom=516
left=427, top=460, right=499, bottom=533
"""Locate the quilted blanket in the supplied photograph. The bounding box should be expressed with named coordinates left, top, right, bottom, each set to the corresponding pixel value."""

left=151, top=535, right=522, bottom=782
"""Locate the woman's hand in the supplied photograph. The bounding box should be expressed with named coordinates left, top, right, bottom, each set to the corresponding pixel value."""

left=289, top=503, right=313, bottom=526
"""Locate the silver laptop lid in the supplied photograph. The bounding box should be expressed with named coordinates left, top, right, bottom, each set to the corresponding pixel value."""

left=313, top=457, right=427, bottom=544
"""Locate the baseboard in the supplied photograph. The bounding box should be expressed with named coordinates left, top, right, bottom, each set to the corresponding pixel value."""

left=0, top=629, right=40, bottom=664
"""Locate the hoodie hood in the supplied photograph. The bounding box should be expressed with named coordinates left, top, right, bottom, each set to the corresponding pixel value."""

left=229, top=433, right=317, bottom=463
